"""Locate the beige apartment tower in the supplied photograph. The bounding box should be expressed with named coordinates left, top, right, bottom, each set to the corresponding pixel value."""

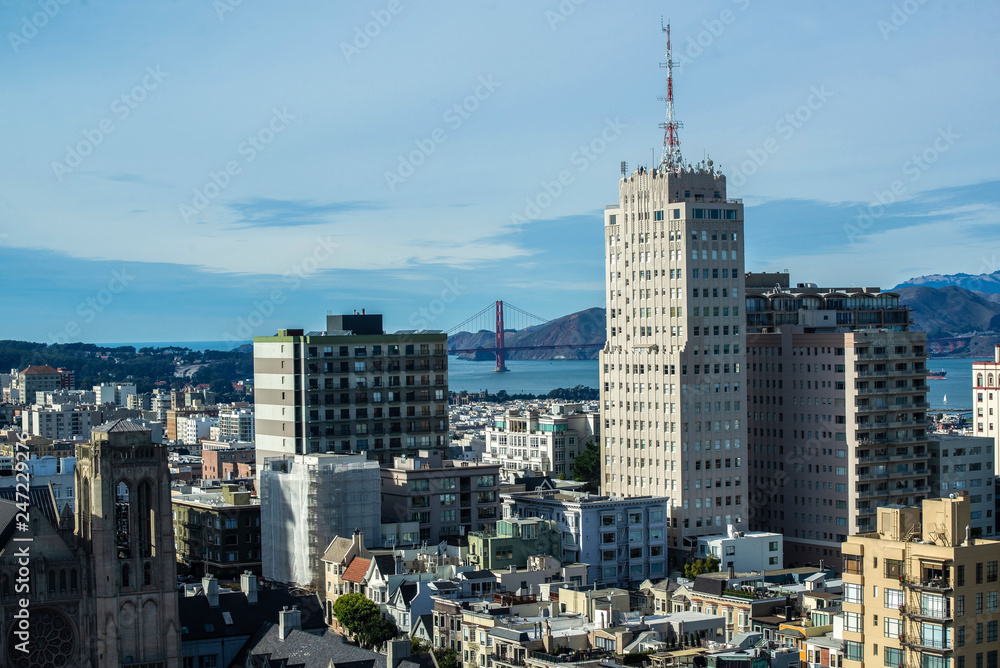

left=842, top=495, right=1000, bottom=668
left=744, top=274, right=930, bottom=569
left=601, top=162, right=748, bottom=553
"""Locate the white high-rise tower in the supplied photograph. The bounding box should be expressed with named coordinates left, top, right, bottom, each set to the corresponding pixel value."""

left=600, top=24, right=747, bottom=556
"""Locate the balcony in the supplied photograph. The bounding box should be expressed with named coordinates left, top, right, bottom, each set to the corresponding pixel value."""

left=901, top=605, right=952, bottom=623
left=899, top=637, right=951, bottom=654
left=528, top=650, right=612, bottom=665
left=855, top=403, right=890, bottom=413
left=903, top=577, right=952, bottom=592
left=492, top=655, right=526, bottom=667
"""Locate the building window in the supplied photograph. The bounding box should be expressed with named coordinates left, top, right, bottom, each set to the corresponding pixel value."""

left=920, top=623, right=949, bottom=649
left=885, top=588, right=904, bottom=609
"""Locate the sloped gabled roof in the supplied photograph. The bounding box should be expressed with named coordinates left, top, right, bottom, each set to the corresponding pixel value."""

left=93, top=419, right=149, bottom=433
left=343, top=557, right=371, bottom=583
left=323, top=536, right=356, bottom=564
left=21, top=365, right=58, bottom=375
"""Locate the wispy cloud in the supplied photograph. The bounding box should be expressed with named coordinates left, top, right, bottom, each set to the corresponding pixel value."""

left=226, top=198, right=384, bottom=229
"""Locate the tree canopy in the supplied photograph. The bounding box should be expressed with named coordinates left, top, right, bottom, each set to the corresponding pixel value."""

left=331, top=593, right=398, bottom=650
left=572, top=441, right=601, bottom=493
left=434, top=647, right=459, bottom=668
left=0, top=340, right=252, bottom=401
left=683, top=555, right=720, bottom=579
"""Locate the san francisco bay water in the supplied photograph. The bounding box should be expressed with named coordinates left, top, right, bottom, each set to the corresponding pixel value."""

left=447, top=355, right=977, bottom=409
left=447, top=357, right=599, bottom=395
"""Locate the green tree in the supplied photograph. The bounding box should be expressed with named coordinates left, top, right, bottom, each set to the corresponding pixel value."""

left=572, top=441, right=601, bottom=492
left=332, top=593, right=398, bottom=649
left=411, top=637, right=431, bottom=654
left=682, top=555, right=720, bottom=579
left=434, top=647, right=459, bottom=668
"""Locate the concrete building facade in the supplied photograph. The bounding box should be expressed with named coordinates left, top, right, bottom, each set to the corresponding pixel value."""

left=744, top=273, right=930, bottom=568
left=601, top=163, right=748, bottom=554
left=468, top=517, right=562, bottom=570
left=928, top=435, right=995, bottom=537
left=171, top=484, right=262, bottom=579
left=94, top=382, right=137, bottom=406
left=21, top=403, right=93, bottom=440
left=218, top=407, right=255, bottom=441
left=179, top=415, right=217, bottom=446
left=253, top=312, right=449, bottom=468
left=842, top=496, right=1000, bottom=668
left=973, top=346, right=1000, bottom=473
left=502, top=488, right=670, bottom=586
left=484, top=404, right=597, bottom=477
left=380, top=449, right=500, bottom=543
left=695, top=526, right=784, bottom=574
left=15, top=364, right=74, bottom=403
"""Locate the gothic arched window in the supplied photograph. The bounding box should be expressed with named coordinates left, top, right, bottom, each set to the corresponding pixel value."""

left=115, top=480, right=132, bottom=559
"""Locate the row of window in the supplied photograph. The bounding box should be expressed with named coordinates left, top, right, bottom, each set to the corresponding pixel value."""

left=306, top=343, right=446, bottom=357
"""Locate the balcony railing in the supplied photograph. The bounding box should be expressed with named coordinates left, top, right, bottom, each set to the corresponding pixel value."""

left=492, top=655, right=526, bottom=667
left=900, top=637, right=951, bottom=653
left=903, top=577, right=952, bottom=592
left=901, top=605, right=952, bottom=622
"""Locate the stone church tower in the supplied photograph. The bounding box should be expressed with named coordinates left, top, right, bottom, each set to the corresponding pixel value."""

left=76, top=419, right=181, bottom=667
left=2, top=419, right=180, bottom=667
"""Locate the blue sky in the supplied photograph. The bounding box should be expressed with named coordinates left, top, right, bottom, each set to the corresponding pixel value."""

left=2, top=0, right=998, bottom=344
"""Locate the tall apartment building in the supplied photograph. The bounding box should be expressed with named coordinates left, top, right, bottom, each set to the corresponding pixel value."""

left=218, top=407, right=255, bottom=441
left=127, top=392, right=152, bottom=411
left=600, top=162, right=748, bottom=552
left=259, top=452, right=381, bottom=588
left=842, top=495, right=1000, bottom=668
left=165, top=407, right=219, bottom=442
left=14, top=364, right=74, bottom=403
left=179, top=415, right=217, bottom=445
left=380, top=449, right=500, bottom=543
left=928, top=435, right=995, bottom=537
left=973, top=346, right=1000, bottom=472
left=94, top=382, right=137, bottom=406
left=21, top=403, right=93, bottom=440
left=744, top=273, right=930, bottom=568
left=151, top=388, right=171, bottom=421
left=253, top=312, right=449, bottom=468
left=484, top=403, right=597, bottom=477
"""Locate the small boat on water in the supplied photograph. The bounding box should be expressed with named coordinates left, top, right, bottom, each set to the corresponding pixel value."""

left=928, top=370, right=947, bottom=379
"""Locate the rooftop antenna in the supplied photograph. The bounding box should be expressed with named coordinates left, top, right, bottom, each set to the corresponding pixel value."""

left=658, top=18, right=684, bottom=173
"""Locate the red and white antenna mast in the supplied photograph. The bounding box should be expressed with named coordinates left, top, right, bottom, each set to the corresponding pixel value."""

left=658, top=18, right=684, bottom=172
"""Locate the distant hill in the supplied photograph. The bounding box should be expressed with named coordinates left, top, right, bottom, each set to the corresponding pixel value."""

left=896, top=286, right=1000, bottom=357
left=448, top=307, right=606, bottom=360
left=893, top=270, right=1000, bottom=294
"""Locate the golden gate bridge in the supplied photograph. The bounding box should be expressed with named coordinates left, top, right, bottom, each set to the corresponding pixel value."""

left=446, top=300, right=604, bottom=373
